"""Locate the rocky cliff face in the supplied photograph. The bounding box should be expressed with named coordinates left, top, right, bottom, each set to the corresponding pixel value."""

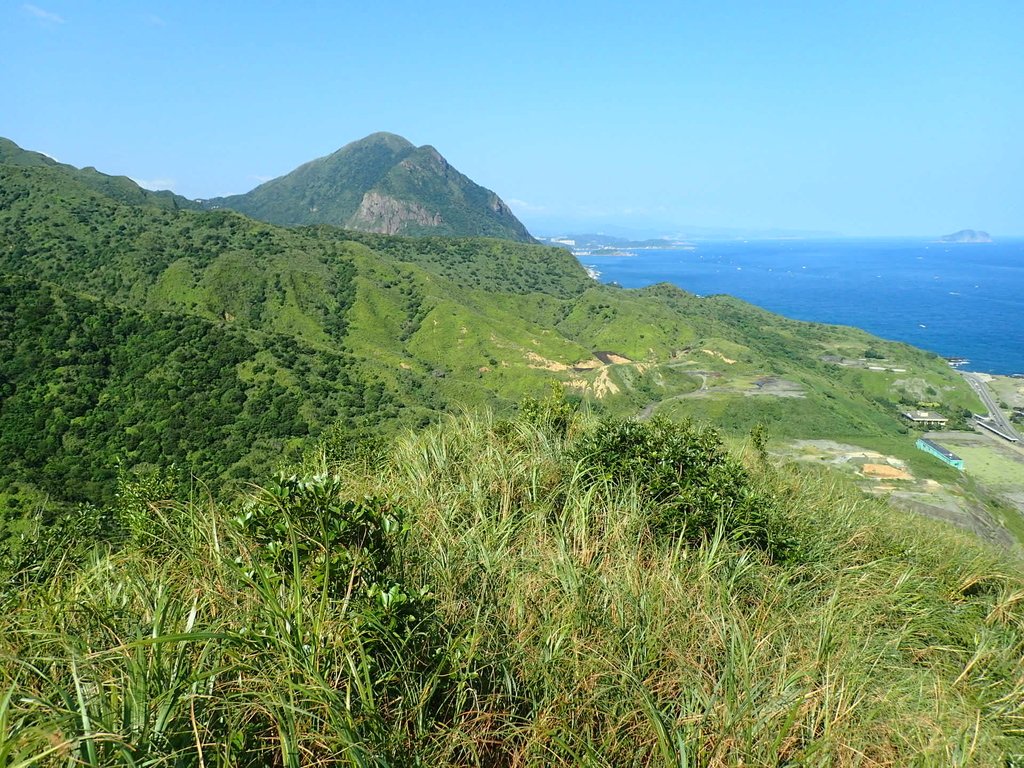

left=489, top=194, right=513, bottom=215
left=350, top=191, right=443, bottom=235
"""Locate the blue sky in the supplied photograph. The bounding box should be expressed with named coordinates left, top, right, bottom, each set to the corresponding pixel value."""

left=3, top=1, right=1022, bottom=236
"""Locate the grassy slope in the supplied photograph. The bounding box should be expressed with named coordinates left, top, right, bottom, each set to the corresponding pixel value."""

left=2, top=411, right=1021, bottom=765
left=0, top=137, right=199, bottom=211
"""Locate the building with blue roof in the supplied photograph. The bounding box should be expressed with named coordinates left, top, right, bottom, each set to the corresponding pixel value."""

left=915, top=438, right=964, bottom=470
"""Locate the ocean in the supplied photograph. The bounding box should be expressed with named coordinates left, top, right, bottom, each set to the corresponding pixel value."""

left=579, top=238, right=1024, bottom=375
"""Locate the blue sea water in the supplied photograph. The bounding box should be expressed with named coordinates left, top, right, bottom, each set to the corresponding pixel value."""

left=579, top=238, right=1024, bottom=375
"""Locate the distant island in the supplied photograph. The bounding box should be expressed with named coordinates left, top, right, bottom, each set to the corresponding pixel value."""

left=940, top=229, right=992, bottom=243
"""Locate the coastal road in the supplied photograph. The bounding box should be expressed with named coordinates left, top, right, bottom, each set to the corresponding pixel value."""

left=962, top=372, right=1022, bottom=442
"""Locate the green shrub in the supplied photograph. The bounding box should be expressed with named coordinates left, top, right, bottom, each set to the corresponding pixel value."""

left=571, top=417, right=795, bottom=560
left=113, top=463, right=180, bottom=541
left=233, top=472, right=443, bottom=726
left=518, top=382, right=578, bottom=439
left=234, top=473, right=404, bottom=597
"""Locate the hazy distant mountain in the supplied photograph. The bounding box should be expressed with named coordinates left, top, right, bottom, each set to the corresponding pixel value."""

left=529, top=218, right=842, bottom=241
left=0, top=137, right=198, bottom=211
left=538, top=234, right=686, bottom=249
left=202, top=132, right=534, bottom=242
left=940, top=229, right=992, bottom=243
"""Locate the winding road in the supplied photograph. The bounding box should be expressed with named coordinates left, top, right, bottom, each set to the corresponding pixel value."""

left=962, top=372, right=1022, bottom=442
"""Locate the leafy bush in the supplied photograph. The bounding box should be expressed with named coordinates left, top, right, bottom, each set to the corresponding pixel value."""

left=113, top=463, right=180, bottom=542
left=518, top=382, right=579, bottom=439
left=234, top=473, right=405, bottom=597
left=0, top=500, right=114, bottom=581
left=571, top=417, right=795, bottom=560
left=233, top=473, right=440, bottom=709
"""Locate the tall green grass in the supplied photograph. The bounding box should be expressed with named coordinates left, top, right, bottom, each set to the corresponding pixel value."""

left=2, top=410, right=1022, bottom=765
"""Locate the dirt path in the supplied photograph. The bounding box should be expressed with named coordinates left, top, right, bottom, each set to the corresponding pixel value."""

left=639, top=372, right=708, bottom=419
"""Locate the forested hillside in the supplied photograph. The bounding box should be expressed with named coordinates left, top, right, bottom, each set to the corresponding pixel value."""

left=0, top=137, right=198, bottom=211
left=0, top=275, right=386, bottom=505
left=0, top=150, right=985, bottom=512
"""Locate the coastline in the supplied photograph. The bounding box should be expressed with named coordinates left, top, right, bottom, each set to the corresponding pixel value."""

left=576, top=238, right=1024, bottom=377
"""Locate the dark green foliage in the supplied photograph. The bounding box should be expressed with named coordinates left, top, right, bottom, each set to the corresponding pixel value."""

left=0, top=276, right=370, bottom=505
left=573, top=417, right=795, bottom=560
left=334, top=230, right=589, bottom=297
left=235, top=474, right=404, bottom=597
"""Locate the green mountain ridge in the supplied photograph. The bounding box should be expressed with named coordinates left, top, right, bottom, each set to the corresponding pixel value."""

left=202, top=131, right=535, bottom=241
left=0, top=137, right=200, bottom=212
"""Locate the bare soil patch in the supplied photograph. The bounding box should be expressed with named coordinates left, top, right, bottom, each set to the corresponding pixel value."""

left=746, top=377, right=805, bottom=398
left=525, top=352, right=570, bottom=371
left=862, top=463, right=912, bottom=480
left=595, top=351, right=632, bottom=365
left=702, top=349, right=736, bottom=364
left=592, top=367, right=620, bottom=398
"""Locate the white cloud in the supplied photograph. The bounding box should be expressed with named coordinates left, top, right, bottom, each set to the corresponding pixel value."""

left=507, top=198, right=547, bottom=213
left=146, top=14, right=166, bottom=26
left=131, top=177, right=176, bottom=192
left=23, top=4, right=65, bottom=23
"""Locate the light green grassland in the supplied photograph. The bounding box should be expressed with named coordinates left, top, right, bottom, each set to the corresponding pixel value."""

left=954, top=444, right=1024, bottom=487
left=556, top=289, right=701, bottom=360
